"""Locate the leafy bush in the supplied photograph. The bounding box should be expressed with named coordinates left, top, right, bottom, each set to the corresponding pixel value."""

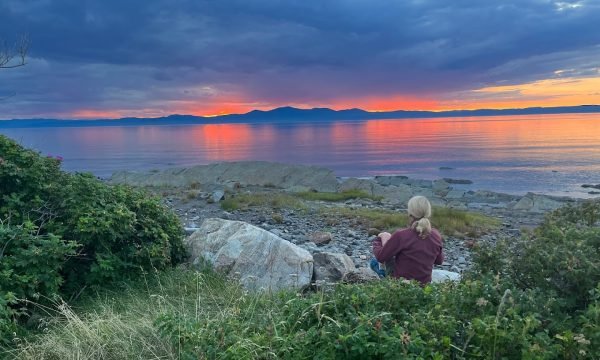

left=155, top=274, right=597, bottom=359
left=0, top=135, right=185, bottom=342
left=0, top=138, right=65, bottom=224
left=473, top=199, right=600, bottom=310
left=0, top=223, right=76, bottom=345
left=48, top=173, right=186, bottom=290
left=154, top=201, right=600, bottom=359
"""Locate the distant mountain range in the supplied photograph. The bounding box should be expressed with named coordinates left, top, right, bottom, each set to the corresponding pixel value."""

left=1, top=105, right=600, bottom=128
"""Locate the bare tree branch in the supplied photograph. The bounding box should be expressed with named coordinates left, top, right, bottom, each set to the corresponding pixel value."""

left=0, top=34, right=29, bottom=69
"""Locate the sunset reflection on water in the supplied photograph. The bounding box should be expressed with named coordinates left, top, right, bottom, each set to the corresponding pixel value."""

left=2, top=113, right=600, bottom=197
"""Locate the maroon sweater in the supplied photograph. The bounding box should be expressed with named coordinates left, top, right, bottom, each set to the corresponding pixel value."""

left=372, top=227, right=444, bottom=284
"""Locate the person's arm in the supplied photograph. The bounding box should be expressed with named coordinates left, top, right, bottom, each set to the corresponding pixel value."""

left=434, top=231, right=444, bottom=265
left=434, top=248, right=444, bottom=265
left=373, top=230, right=404, bottom=262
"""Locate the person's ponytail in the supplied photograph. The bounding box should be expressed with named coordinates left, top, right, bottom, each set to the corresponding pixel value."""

left=412, top=217, right=432, bottom=239
left=407, top=196, right=432, bottom=239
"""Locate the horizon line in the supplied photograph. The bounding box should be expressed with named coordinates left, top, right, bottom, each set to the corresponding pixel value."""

left=2, top=103, right=600, bottom=122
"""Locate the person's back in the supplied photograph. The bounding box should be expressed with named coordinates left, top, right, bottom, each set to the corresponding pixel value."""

left=374, top=227, right=443, bottom=284
left=371, top=196, right=444, bottom=284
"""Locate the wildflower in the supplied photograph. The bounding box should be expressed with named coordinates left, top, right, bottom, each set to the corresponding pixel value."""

left=579, top=350, right=586, bottom=356
left=574, top=334, right=590, bottom=345
left=401, top=332, right=411, bottom=345
left=476, top=297, right=489, bottom=307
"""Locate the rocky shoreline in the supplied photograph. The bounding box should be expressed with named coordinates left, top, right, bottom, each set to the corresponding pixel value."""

left=110, top=161, right=580, bottom=276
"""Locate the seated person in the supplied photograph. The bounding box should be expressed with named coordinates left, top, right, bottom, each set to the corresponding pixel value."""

left=371, top=196, right=444, bottom=284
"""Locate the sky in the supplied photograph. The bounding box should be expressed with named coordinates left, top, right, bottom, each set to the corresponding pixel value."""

left=1, top=0, right=600, bottom=119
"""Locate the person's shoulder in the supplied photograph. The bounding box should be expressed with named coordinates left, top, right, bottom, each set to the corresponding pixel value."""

left=393, top=227, right=413, bottom=236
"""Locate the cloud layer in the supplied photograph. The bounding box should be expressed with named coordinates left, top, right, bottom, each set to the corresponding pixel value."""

left=1, top=0, right=599, bottom=118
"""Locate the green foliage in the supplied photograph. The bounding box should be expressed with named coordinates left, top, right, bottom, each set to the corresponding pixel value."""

left=220, top=192, right=306, bottom=211
left=0, top=138, right=65, bottom=224
left=473, top=200, right=600, bottom=311
left=6, top=264, right=599, bottom=359
left=47, top=173, right=186, bottom=291
left=295, top=189, right=383, bottom=202
left=154, top=273, right=597, bottom=359
left=0, top=135, right=185, bottom=343
left=0, top=223, right=76, bottom=345
left=544, top=199, right=600, bottom=227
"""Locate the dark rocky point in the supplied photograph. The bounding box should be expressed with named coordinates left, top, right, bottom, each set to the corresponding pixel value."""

left=582, top=184, right=600, bottom=189
left=443, top=178, right=473, bottom=184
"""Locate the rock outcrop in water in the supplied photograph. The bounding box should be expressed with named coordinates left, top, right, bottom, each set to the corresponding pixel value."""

left=110, top=161, right=339, bottom=192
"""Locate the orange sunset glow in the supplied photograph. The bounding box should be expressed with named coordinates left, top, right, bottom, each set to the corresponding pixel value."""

left=67, top=75, right=600, bottom=118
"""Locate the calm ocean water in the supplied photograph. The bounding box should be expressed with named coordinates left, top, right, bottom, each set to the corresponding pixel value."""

left=2, top=113, right=600, bottom=198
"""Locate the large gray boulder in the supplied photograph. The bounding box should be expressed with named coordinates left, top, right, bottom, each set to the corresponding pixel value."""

left=313, top=252, right=356, bottom=283
left=186, top=218, right=313, bottom=291
left=110, top=161, right=338, bottom=192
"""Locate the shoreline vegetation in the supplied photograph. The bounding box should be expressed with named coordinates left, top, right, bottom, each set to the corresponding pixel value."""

left=2, top=134, right=600, bottom=359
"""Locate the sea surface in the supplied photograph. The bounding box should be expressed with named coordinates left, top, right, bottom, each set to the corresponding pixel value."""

left=2, top=113, right=600, bottom=198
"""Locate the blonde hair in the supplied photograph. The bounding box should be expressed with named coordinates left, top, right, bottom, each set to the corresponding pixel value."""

left=407, top=196, right=432, bottom=239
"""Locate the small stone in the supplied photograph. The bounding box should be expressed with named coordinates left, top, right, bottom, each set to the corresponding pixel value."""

left=367, top=228, right=380, bottom=236
left=347, top=229, right=358, bottom=238
left=463, top=239, right=476, bottom=249
left=508, top=228, right=521, bottom=236
left=211, top=190, right=225, bottom=202
left=310, top=231, right=333, bottom=246
left=359, top=255, right=367, bottom=260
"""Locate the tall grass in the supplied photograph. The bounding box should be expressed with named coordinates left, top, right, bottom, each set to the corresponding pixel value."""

left=2, top=268, right=249, bottom=360
left=220, top=192, right=306, bottom=211
left=295, top=189, right=383, bottom=202
left=321, top=206, right=500, bottom=237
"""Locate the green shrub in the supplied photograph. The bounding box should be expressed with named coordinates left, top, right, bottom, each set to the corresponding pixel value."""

left=0, top=223, right=76, bottom=345
left=544, top=200, right=600, bottom=227
left=155, top=274, right=596, bottom=359
left=473, top=200, right=600, bottom=310
left=0, top=138, right=65, bottom=224
left=0, top=135, right=186, bottom=341
left=48, top=173, right=186, bottom=291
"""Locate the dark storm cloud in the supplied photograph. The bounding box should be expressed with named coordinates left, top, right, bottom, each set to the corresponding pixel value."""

left=1, top=0, right=599, bottom=117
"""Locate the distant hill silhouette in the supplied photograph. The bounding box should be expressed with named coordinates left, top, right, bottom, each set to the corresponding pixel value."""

left=1, top=105, right=599, bottom=128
